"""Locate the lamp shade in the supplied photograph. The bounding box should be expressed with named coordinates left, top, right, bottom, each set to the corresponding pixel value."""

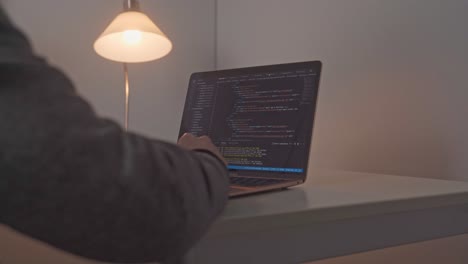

left=94, top=11, right=172, bottom=63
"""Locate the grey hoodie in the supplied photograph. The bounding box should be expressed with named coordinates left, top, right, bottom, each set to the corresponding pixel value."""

left=0, top=6, right=228, bottom=264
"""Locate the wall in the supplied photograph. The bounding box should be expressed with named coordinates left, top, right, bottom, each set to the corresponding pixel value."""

left=3, top=0, right=216, bottom=142
left=5, top=0, right=467, bottom=179
left=216, top=0, right=468, bottom=180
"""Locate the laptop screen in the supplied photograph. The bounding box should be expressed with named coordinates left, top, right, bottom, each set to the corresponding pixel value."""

left=179, top=61, right=321, bottom=179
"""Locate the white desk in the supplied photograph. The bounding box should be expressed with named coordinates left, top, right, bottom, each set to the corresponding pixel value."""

left=1, top=170, right=467, bottom=264
left=187, top=170, right=468, bottom=264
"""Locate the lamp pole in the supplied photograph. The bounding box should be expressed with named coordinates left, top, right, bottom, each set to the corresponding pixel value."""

left=124, top=0, right=140, bottom=11
left=122, top=0, right=139, bottom=131
left=123, top=63, right=130, bottom=131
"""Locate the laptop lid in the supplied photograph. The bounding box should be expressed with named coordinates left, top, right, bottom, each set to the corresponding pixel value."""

left=179, top=61, right=322, bottom=181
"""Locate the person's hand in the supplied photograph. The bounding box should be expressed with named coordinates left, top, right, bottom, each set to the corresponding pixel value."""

left=178, top=133, right=227, bottom=166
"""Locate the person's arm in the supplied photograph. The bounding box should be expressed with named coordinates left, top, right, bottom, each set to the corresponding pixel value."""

left=0, top=6, right=228, bottom=263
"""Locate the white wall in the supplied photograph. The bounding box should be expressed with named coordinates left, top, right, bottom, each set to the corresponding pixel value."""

left=4, top=0, right=468, bottom=180
left=217, top=0, right=468, bottom=180
left=3, top=0, right=216, bottom=142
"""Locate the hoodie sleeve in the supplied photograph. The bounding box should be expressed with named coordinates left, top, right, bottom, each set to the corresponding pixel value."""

left=0, top=6, right=229, bottom=264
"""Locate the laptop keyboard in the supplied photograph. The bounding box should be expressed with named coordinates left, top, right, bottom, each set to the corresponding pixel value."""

left=229, top=176, right=287, bottom=187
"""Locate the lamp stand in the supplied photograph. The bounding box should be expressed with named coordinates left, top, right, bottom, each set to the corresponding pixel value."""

left=122, top=0, right=139, bottom=131
left=123, top=63, right=130, bottom=131
left=124, top=0, right=141, bottom=11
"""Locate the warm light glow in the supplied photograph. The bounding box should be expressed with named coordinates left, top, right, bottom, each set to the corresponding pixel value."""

left=94, top=11, right=172, bottom=63
left=123, top=30, right=142, bottom=44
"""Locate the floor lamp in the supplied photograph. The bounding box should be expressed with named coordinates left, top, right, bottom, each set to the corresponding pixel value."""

left=94, top=0, right=172, bottom=131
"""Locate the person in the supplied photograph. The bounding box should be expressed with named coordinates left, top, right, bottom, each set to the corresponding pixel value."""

left=0, top=5, right=229, bottom=264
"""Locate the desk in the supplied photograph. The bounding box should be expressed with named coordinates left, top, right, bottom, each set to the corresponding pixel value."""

left=1, top=170, right=467, bottom=264
left=187, top=170, right=468, bottom=264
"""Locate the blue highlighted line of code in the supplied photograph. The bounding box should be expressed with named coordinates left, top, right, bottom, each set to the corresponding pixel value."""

left=227, top=165, right=303, bottom=173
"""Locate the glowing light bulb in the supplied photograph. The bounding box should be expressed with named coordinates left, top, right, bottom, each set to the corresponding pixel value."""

left=123, top=30, right=142, bottom=44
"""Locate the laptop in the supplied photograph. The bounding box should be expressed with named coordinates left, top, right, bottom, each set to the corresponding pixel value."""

left=179, top=61, right=322, bottom=197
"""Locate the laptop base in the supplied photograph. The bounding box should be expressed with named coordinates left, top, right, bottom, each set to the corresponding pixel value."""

left=228, top=179, right=303, bottom=198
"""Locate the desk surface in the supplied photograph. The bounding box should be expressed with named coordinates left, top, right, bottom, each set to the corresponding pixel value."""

left=211, top=169, right=468, bottom=234
left=2, top=170, right=468, bottom=264
left=191, top=170, right=468, bottom=263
